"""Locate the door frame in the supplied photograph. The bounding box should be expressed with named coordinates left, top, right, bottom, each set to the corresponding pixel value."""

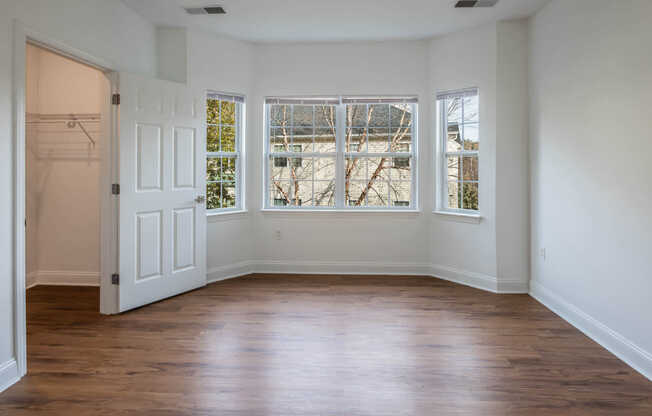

left=12, top=20, right=119, bottom=381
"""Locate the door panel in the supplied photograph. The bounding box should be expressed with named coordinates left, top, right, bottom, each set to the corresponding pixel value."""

left=173, top=127, right=196, bottom=189
left=118, top=72, right=206, bottom=312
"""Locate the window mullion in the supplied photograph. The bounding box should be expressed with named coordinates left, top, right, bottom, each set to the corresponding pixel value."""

left=335, top=103, right=346, bottom=208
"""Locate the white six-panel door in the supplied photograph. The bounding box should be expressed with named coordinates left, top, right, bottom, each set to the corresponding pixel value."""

left=118, top=72, right=206, bottom=312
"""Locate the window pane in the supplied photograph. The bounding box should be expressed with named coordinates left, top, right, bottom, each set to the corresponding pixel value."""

left=207, top=158, right=220, bottom=181
left=271, top=157, right=291, bottom=180
left=447, top=182, right=461, bottom=209
left=368, top=128, right=390, bottom=152
left=346, top=181, right=367, bottom=207
left=222, top=157, right=236, bottom=181
left=446, top=97, right=462, bottom=123
left=294, top=181, right=311, bottom=207
left=390, top=182, right=411, bottom=207
left=270, top=180, right=291, bottom=206
left=391, top=104, right=412, bottom=128
left=367, top=157, right=384, bottom=181
left=220, top=101, right=236, bottom=125
left=314, top=181, right=335, bottom=207
left=367, top=180, right=389, bottom=207
left=313, top=157, right=335, bottom=179
left=462, top=155, right=478, bottom=181
left=289, top=156, right=311, bottom=177
left=463, top=95, right=479, bottom=123
left=292, top=105, right=313, bottom=126
left=207, top=99, right=219, bottom=124
left=447, top=156, right=460, bottom=182
left=347, top=104, right=367, bottom=127
left=207, top=125, right=219, bottom=152
left=447, top=124, right=462, bottom=152
left=270, top=104, right=290, bottom=126
left=389, top=157, right=411, bottom=180
left=270, top=128, right=289, bottom=149
left=391, top=132, right=412, bottom=153
left=222, top=182, right=236, bottom=208
left=368, top=104, right=389, bottom=127
left=462, top=182, right=479, bottom=210
left=315, top=105, right=336, bottom=127
left=347, top=127, right=367, bottom=153
left=462, top=123, right=479, bottom=151
left=221, top=126, right=235, bottom=152
left=291, top=135, right=311, bottom=153
left=346, top=157, right=366, bottom=180
left=314, top=127, right=335, bottom=153
left=207, top=182, right=221, bottom=210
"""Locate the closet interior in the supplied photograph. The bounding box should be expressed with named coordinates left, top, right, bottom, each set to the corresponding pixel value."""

left=25, top=43, right=109, bottom=298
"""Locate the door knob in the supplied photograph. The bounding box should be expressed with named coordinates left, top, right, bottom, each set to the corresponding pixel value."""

left=195, top=195, right=206, bottom=204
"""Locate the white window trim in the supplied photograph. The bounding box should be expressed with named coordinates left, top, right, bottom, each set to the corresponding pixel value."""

left=206, top=91, right=245, bottom=214
left=263, top=96, right=419, bottom=211
left=434, top=88, right=481, bottom=219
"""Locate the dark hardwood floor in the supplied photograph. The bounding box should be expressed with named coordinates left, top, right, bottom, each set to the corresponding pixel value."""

left=1, top=275, right=650, bottom=415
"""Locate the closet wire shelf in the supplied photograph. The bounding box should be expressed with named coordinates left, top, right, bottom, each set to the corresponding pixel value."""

left=26, top=113, right=101, bottom=160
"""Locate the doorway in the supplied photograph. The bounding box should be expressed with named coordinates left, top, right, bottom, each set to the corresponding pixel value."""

left=25, top=43, right=110, bottom=301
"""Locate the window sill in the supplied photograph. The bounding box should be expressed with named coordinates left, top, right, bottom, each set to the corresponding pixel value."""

left=207, top=210, right=249, bottom=222
left=433, top=210, right=482, bottom=224
left=260, top=208, right=422, bottom=218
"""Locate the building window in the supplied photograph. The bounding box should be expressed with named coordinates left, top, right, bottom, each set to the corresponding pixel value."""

left=265, top=96, right=417, bottom=209
left=437, top=88, right=479, bottom=212
left=206, top=92, right=244, bottom=211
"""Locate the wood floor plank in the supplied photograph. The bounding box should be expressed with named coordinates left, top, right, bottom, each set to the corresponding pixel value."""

left=1, top=275, right=650, bottom=415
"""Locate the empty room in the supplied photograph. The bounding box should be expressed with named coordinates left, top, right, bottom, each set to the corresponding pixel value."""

left=0, top=0, right=650, bottom=414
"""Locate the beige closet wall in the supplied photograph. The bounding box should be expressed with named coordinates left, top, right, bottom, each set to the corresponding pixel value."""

left=25, top=44, right=105, bottom=285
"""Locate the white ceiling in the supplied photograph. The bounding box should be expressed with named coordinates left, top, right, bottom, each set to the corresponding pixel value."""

left=121, top=0, right=550, bottom=43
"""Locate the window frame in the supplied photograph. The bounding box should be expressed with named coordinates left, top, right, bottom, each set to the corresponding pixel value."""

left=263, top=96, right=418, bottom=211
left=436, top=88, right=480, bottom=215
left=206, top=91, right=245, bottom=213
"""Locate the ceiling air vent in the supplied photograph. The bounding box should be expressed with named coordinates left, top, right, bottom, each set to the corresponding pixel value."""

left=184, top=5, right=226, bottom=15
left=455, top=0, right=499, bottom=7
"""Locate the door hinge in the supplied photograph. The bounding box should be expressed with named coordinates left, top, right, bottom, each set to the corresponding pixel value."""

left=111, top=274, right=120, bottom=285
left=112, top=93, right=121, bottom=105
left=112, top=183, right=120, bottom=195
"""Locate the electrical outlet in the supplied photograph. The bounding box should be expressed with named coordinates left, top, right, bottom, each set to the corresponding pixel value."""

left=540, top=248, right=546, bottom=261
left=274, top=230, right=282, bottom=240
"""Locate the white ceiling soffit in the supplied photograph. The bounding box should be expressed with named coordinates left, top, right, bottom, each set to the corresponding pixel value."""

left=121, top=0, right=550, bottom=43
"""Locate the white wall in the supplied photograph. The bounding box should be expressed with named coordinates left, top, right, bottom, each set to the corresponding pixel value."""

left=0, top=0, right=157, bottom=384
left=529, top=0, right=652, bottom=378
left=186, top=30, right=256, bottom=278
left=496, top=20, right=530, bottom=291
left=428, top=24, right=499, bottom=284
left=250, top=41, right=431, bottom=272
left=427, top=22, right=530, bottom=292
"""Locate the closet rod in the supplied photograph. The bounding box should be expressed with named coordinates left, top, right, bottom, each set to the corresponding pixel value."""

left=26, top=113, right=99, bottom=147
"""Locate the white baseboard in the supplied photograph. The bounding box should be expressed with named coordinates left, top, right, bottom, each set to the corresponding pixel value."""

left=253, top=260, right=433, bottom=276
left=497, top=278, right=530, bottom=294
left=429, top=263, right=499, bottom=293
left=26, top=271, right=38, bottom=289
left=28, top=270, right=100, bottom=287
left=207, top=261, right=255, bottom=283
left=206, top=260, right=527, bottom=294
left=530, top=281, right=652, bottom=382
left=0, top=359, right=20, bottom=393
